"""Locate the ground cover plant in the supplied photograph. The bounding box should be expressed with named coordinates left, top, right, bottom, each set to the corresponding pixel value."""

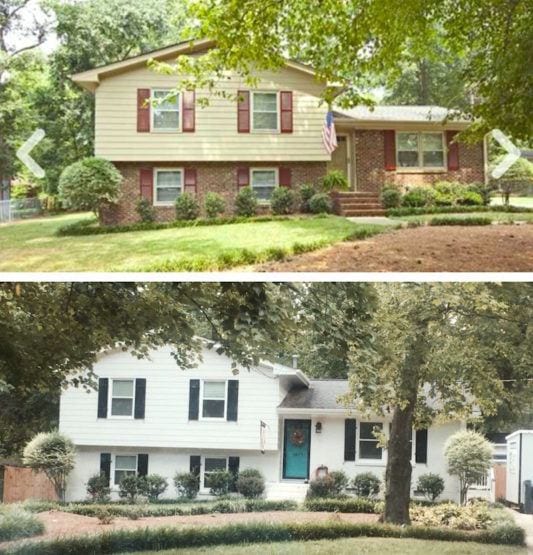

left=0, top=505, right=45, bottom=542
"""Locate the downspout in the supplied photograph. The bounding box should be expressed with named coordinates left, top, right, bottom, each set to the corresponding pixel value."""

left=518, top=432, right=523, bottom=506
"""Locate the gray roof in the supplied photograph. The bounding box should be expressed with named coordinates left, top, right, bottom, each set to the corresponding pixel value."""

left=279, top=380, right=350, bottom=410
left=333, top=105, right=463, bottom=123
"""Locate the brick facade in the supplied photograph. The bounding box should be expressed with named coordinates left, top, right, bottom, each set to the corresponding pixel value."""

left=353, top=130, right=485, bottom=193
left=102, top=161, right=327, bottom=225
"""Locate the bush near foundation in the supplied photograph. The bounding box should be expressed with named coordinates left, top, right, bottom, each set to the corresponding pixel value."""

left=235, top=187, right=258, bottom=217
left=205, top=192, right=226, bottom=218
left=308, top=192, right=332, bottom=214
left=270, top=187, right=296, bottom=215
left=236, top=469, right=266, bottom=499
left=174, top=471, right=200, bottom=500
left=175, top=193, right=200, bottom=220
left=352, top=472, right=381, bottom=498
left=86, top=473, right=111, bottom=503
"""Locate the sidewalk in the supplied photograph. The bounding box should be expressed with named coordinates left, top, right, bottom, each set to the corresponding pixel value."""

left=507, top=508, right=533, bottom=553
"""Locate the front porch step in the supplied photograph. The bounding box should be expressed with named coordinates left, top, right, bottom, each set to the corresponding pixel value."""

left=338, top=202, right=384, bottom=210
left=264, top=482, right=309, bottom=502
left=341, top=209, right=387, bottom=216
left=332, top=191, right=380, bottom=198
left=332, top=190, right=385, bottom=217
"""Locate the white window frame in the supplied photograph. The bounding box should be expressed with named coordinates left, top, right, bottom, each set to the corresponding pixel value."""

left=200, top=379, right=228, bottom=421
left=396, top=131, right=446, bottom=171
left=201, top=455, right=228, bottom=492
left=250, top=167, right=279, bottom=204
left=112, top=454, right=138, bottom=487
left=357, top=421, right=385, bottom=462
left=251, top=91, right=280, bottom=133
left=151, top=88, right=181, bottom=133
left=108, top=378, right=135, bottom=419
left=153, top=168, right=183, bottom=207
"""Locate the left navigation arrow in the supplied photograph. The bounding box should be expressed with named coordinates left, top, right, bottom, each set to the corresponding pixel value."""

left=16, top=129, right=46, bottom=178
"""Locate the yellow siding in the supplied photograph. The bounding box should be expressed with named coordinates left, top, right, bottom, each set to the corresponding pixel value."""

left=94, top=64, right=330, bottom=161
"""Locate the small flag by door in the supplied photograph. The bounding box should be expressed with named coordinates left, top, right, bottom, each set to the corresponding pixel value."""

left=322, top=110, right=338, bottom=154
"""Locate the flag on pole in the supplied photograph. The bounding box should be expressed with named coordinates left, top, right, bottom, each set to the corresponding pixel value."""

left=322, top=110, right=338, bottom=154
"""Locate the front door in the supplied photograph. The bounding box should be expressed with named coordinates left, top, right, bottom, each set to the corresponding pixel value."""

left=283, top=419, right=311, bottom=479
left=327, top=135, right=351, bottom=187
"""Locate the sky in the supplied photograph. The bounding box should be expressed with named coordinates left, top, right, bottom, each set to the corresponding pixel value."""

left=7, top=0, right=58, bottom=54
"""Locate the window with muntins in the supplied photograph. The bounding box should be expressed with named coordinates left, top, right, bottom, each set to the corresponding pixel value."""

left=359, top=422, right=383, bottom=460
left=111, top=379, right=134, bottom=416
left=155, top=169, right=182, bottom=205
left=203, top=457, right=227, bottom=488
left=251, top=169, right=278, bottom=201
left=397, top=132, right=445, bottom=169
left=114, top=455, right=137, bottom=484
left=202, top=380, right=226, bottom=418
left=152, top=90, right=180, bottom=131
left=252, top=92, right=278, bottom=131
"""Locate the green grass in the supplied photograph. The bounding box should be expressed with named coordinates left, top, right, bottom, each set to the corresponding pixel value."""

left=394, top=211, right=533, bottom=223
left=0, top=504, right=45, bottom=542
left=491, top=196, right=533, bottom=208
left=0, top=213, right=387, bottom=272
left=127, top=537, right=526, bottom=555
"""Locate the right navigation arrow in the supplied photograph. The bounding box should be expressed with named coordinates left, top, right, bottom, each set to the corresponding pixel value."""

left=490, top=129, right=521, bottom=179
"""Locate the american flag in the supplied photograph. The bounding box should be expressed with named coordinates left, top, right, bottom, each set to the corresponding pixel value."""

left=322, top=110, right=338, bottom=154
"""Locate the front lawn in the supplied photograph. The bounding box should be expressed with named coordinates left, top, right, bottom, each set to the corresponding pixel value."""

left=0, top=213, right=387, bottom=272
left=491, top=196, right=533, bottom=208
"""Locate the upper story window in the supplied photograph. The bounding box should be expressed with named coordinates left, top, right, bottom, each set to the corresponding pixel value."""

left=154, top=168, right=182, bottom=206
left=114, top=454, right=137, bottom=484
left=202, top=380, right=226, bottom=419
left=111, top=379, right=135, bottom=417
left=359, top=422, right=383, bottom=460
left=252, top=92, right=278, bottom=132
left=152, top=89, right=180, bottom=131
left=397, top=132, right=445, bottom=169
left=251, top=168, right=278, bottom=201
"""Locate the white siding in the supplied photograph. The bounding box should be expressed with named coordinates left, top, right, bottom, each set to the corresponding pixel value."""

left=59, top=347, right=280, bottom=451
left=94, top=65, right=329, bottom=162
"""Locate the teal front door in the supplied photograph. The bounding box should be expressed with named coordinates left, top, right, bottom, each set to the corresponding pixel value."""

left=283, top=419, right=311, bottom=479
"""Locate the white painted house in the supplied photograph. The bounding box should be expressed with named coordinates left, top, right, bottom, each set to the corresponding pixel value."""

left=59, top=344, right=464, bottom=502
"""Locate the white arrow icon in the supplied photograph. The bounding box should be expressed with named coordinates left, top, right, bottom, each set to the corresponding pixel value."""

left=16, top=129, right=46, bottom=178
left=490, top=129, right=521, bottom=179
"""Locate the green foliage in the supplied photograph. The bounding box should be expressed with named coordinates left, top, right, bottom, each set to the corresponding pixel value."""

left=494, top=157, right=533, bottom=201
left=118, top=475, right=145, bottom=503
left=402, top=187, right=435, bottom=207
left=410, top=501, right=499, bottom=531
left=308, top=193, right=332, bottom=214
left=381, top=185, right=402, bottom=208
left=136, top=198, right=156, bottom=223
left=207, top=469, right=232, bottom=497
left=140, top=474, right=168, bottom=501
left=175, top=193, right=200, bottom=220
left=387, top=205, right=533, bottom=217
left=299, top=184, right=317, bottom=213
left=432, top=182, right=483, bottom=207
left=22, top=431, right=76, bottom=502
left=0, top=505, right=45, bottom=542
left=235, top=187, right=258, bottom=217
left=428, top=216, right=492, bottom=226
left=445, top=431, right=492, bottom=505
left=321, top=171, right=349, bottom=192
left=86, top=473, right=111, bottom=503
left=174, top=472, right=200, bottom=499
left=270, top=187, right=296, bottom=215
left=307, top=471, right=349, bottom=498
left=204, top=192, right=226, bottom=218
left=352, top=472, right=381, bottom=498
left=58, top=157, right=122, bottom=217
left=305, top=497, right=379, bottom=513
left=416, top=474, right=445, bottom=502
left=236, top=469, right=265, bottom=499
left=95, top=507, right=115, bottom=525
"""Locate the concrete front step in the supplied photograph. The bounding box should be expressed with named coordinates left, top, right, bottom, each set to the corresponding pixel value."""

left=264, top=482, right=309, bottom=502
left=333, top=191, right=379, bottom=197
left=338, top=198, right=381, bottom=205
left=337, top=203, right=384, bottom=210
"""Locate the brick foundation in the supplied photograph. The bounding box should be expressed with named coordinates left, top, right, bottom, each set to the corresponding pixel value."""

left=101, top=161, right=327, bottom=226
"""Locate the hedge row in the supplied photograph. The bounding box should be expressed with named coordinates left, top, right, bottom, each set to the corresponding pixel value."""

left=386, top=205, right=533, bottom=217
left=428, top=216, right=493, bottom=226
left=304, top=497, right=379, bottom=514
left=3, top=521, right=524, bottom=554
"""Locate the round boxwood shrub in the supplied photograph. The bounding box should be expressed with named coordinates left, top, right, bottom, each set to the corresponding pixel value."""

left=236, top=469, right=265, bottom=499
left=235, top=187, right=258, bottom=217
left=58, top=157, right=122, bottom=220
left=381, top=186, right=402, bottom=208
left=352, top=472, right=381, bottom=498
left=140, top=474, right=168, bottom=501
left=175, top=193, right=200, bottom=220
left=86, top=473, right=111, bottom=503
left=207, top=469, right=232, bottom=497
left=402, top=186, right=435, bottom=207
left=118, top=475, right=145, bottom=503
left=417, top=473, right=445, bottom=502
left=321, top=170, right=349, bottom=192
left=329, top=470, right=350, bottom=495
left=299, top=184, right=317, bottom=213
left=270, top=187, right=295, bottom=215
left=174, top=472, right=199, bottom=499
left=308, top=192, right=332, bottom=214
left=136, top=198, right=156, bottom=223
left=205, top=192, right=226, bottom=218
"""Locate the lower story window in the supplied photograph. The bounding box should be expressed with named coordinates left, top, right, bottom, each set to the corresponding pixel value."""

left=114, top=455, right=137, bottom=484
left=251, top=168, right=278, bottom=201
left=203, top=457, right=227, bottom=488
left=155, top=169, right=182, bottom=205
left=359, top=422, right=383, bottom=460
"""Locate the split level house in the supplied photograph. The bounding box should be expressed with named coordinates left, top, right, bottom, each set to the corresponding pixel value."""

left=59, top=343, right=465, bottom=502
left=71, top=39, right=486, bottom=225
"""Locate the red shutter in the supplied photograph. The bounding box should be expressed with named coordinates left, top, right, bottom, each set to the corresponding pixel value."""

left=237, top=90, right=250, bottom=133
left=182, top=91, right=195, bottom=132
left=237, top=167, right=250, bottom=188
left=137, top=89, right=151, bottom=133
left=446, top=130, right=460, bottom=171
left=184, top=168, right=197, bottom=194
left=279, top=167, right=292, bottom=188
left=280, top=91, right=293, bottom=133
left=384, top=130, right=396, bottom=170
left=139, top=168, right=153, bottom=202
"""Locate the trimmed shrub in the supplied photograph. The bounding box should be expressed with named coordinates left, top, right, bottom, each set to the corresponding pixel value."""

left=467, top=183, right=493, bottom=206
left=174, top=472, right=200, bottom=499
left=321, top=170, right=349, bottom=192
left=86, top=473, right=111, bottom=503
left=416, top=473, right=445, bottom=502
left=208, top=469, right=232, bottom=497
left=387, top=204, right=533, bottom=217
left=118, top=475, right=145, bottom=503
left=352, top=472, right=381, bottom=498
left=410, top=501, right=495, bottom=531
left=175, top=193, right=200, bottom=220
left=236, top=469, right=265, bottom=499
left=136, top=197, right=156, bottom=223
left=235, top=187, right=258, bottom=217
left=299, top=184, right=317, bottom=213
left=457, top=190, right=484, bottom=206
left=402, top=186, right=435, bottom=207
left=95, top=507, right=115, bottom=525
left=205, top=192, right=226, bottom=218
left=429, top=216, right=492, bottom=226
left=0, top=505, right=45, bottom=541
left=305, top=497, right=378, bottom=513
left=270, top=187, right=295, bottom=215
left=308, top=192, right=332, bottom=214
left=381, top=186, right=402, bottom=208
left=308, top=472, right=348, bottom=498
left=140, top=474, right=168, bottom=501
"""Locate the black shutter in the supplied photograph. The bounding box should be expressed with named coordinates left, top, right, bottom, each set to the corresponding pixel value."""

left=100, top=453, right=111, bottom=486
left=227, top=380, right=239, bottom=422
left=228, top=456, right=240, bottom=492
left=97, top=378, right=108, bottom=418
left=415, top=429, right=428, bottom=463
left=134, top=378, right=146, bottom=419
left=190, top=455, right=201, bottom=476
left=344, top=419, right=356, bottom=461
left=137, top=454, right=149, bottom=476
left=189, top=379, right=200, bottom=420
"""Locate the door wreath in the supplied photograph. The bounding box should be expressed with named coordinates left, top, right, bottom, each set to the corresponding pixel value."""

left=290, top=429, right=305, bottom=446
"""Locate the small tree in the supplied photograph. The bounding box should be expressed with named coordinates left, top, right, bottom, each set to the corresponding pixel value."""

left=444, top=431, right=492, bottom=505
left=86, top=473, right=111, bottom=503
left=58, top=157, right=122, bottom=220
left=22, top=431, right=76, bottom=502
left=416, top=473, right=445, bottom=502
